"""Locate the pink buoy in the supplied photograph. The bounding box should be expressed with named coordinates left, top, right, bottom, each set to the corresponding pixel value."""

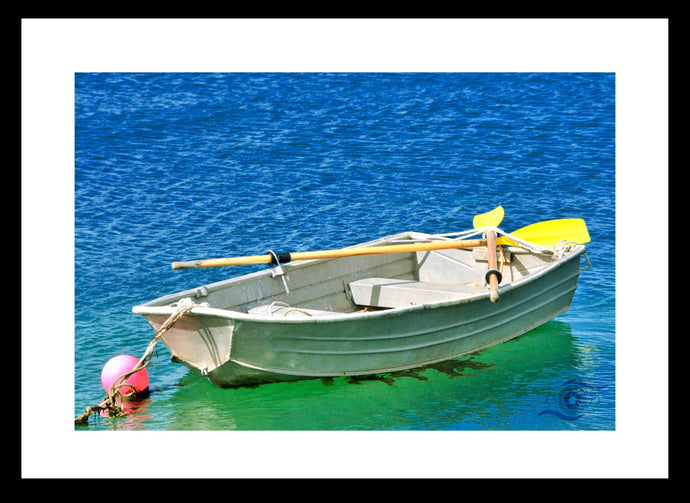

left=101, top=354, right=149, bottom=396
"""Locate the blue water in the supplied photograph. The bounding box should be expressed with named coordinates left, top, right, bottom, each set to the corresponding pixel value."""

left=74, top=72, right=615, bottom=430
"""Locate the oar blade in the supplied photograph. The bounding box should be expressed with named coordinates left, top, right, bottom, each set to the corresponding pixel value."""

left=499, top=218, right=591, bottom=247
left=473, top=205, right=504, bottom=229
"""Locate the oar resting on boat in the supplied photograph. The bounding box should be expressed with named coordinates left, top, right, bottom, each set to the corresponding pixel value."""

left=171, top=238, right=488, bottom=270
left=171, top=216, right=590, bottom=271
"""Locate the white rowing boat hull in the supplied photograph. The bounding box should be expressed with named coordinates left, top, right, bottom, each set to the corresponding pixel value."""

left=132, top=231, right=586, bottom=387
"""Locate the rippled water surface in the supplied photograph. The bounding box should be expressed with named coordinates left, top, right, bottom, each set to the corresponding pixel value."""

left=74, top=72, right=615, bottom=431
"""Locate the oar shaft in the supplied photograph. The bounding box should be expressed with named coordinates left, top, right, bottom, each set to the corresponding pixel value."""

left=486, top=231, right=500, bottom=303
left=171, top=238, right=487, bottom=270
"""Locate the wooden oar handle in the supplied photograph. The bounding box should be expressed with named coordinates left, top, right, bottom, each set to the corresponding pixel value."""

left=172, top=254, right=271, bottom=269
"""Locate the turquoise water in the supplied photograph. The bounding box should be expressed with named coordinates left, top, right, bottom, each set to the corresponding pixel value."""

left=74, top=72, right=615, bottom=431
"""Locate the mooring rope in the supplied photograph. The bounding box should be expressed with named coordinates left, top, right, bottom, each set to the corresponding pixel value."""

left=74, top=301, right=202, bottom=426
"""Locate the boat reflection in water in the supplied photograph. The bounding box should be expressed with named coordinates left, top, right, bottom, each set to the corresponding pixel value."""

left=153, top=320, right=592, bottom=431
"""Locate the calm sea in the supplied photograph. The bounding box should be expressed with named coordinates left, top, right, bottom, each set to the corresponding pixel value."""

left=74, top=72, right=615, bottom=431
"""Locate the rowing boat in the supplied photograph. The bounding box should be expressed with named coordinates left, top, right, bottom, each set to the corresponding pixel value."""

left=131, top=210, right=590, bottom=388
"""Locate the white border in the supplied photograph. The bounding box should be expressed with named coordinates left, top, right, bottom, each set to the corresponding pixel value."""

left=22, top=18, right=669, bottom=479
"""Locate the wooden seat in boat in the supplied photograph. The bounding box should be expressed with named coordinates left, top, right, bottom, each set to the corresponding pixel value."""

left=349, top=277, right=484, bottom=309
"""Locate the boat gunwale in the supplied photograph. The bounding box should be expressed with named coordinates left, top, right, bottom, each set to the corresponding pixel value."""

left=131, top=244, right=586, bottom=324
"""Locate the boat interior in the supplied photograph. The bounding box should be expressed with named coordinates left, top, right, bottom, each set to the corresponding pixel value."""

left=148, top=232, right=560, bottom=318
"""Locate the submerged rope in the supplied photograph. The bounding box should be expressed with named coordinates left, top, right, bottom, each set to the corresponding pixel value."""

left=75, top=301, right=202, bottom=426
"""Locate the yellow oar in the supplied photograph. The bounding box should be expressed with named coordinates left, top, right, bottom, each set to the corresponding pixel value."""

left=497, top=218, right=590, bottom=247
left=473, top=206, right=504, bottom=303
